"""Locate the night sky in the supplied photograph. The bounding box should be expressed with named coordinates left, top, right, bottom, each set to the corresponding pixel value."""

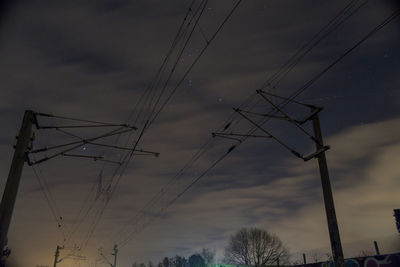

left=0, top=1, right=400, bottom=266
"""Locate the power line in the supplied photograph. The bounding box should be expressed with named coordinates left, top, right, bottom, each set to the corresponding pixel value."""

left=147, top=0, right=243, bottom=127
left=288, top=7, right=400, bottom=101
left=91, top=0, right=209, bottom=202
left=118, top=143, right=235, bottom=248
left=82, top=0, right=244, bottom=250
left=31, top=164, right=67, bottom=241
left=146, top=0, right=210, bottom=124
left=110, top=93, right=261, bottom=245
left=111, top=95, right=268, bottom=246
left=264, top=0, right=367, bottom=89
left=113, top=4, right=400, bottom=248
left=109, top=0, right=362, bottom=245
left=104, top=0, right=246, bottom=246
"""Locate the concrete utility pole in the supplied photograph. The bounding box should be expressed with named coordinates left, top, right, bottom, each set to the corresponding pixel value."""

left=53, top=245, right=64, bottom=267
left=312, top=114, right=345, bottom=267
left=224, top=91, right=346, bottom=267
left=0, top=110, right=35, bottom=253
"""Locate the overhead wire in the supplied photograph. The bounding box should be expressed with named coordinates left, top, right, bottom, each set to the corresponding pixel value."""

left=287, top=7, right=400, bottom=101
left=78, top=120, right=150, bottom=251
left=181, top=2, right=400, bottom=211
left=147, top=0, right=244, bottom=127
left=118, top=143, right=234, bottom=248
left=111, top=93, right=260, bottom=244
left=105, top=0, right=247, bottom=245
left=146, top=0, right=209, bottom=124
left=31, top=164, right=67, bottom=241
left=103, top=0, right=207, bottom=191
left=113, top=0, right=366, bottom=245
left=30, top=120, right=136, bottom=248
left=113, top=1, right=400, bottom=248
left=113, top=93, right=265, bottom=246
left=114, top=95, right=266, bottom=247
left=80, top=0, right=244, bottom=251
left=115, top=144, right=238, bottom=245
left=30, top=0, right=365, bottom=253
left=264, top=0, right=367, bottom=89
left=77, top=0, right=394, bottom=254
left=73, top=0, right=202, bottom=233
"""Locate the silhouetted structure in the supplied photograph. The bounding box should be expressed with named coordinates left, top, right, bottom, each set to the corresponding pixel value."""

left=394, top=209, right=400, bottom=234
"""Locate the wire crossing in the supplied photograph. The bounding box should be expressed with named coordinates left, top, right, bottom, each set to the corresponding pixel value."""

left=108, top=3, right=400, bottom=251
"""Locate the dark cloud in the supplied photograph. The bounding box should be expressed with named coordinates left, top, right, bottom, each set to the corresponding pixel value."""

left=0, top=0, right=399, bottom=267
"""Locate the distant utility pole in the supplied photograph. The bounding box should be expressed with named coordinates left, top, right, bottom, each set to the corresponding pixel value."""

left=53, top=245, right=64, bottom=267
left=214, top=91, right=345, bottom=267
left=99, top=244, right=118, bottom=267
left=53, top=245, right=85, bottom=266
left=0, top=110, right=35, bottom=253
left=373, top=241, right=380, bottom=255
left=112, top=244, right=118, bottom=267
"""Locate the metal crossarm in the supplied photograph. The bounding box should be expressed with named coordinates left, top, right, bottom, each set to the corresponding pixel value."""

left=86, top=142, right=138, bottom=151
left=54, top=129, right=159, bottom=156
left=135, top=149, right=160, bottom=157
left=34, top=112, right=137, bottom=130
left=256, top=89, right=320, bottom=109
left=238, top=109, right=288, bottom=120
left=212, top=132, right=242, bottom=142
left=61, top=153, right=104, bottom=160
left=234, top=108, right=304, bottom=160
left=37, top=124, right=135, bottom=130
left=302, top=145, right=330, bottom=161
left=256, top=90, right=322, bottom=146
left=27, top=128, right=133, bottom=165
left=212, top=132, right=272, bottom=142
left=29, top=128, right=132, bottom=154
left=55, top=128, right=83, bottom=139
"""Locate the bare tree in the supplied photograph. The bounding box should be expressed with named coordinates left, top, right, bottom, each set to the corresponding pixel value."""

left=224, top=227, right=289, bottom=266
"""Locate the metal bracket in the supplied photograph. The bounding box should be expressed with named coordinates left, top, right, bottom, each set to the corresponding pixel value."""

left=303, top=145, right=330, bottom=161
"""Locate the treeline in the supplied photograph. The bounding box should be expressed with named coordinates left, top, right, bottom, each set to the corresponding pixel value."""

left=132, top=248, right=215, bottom=267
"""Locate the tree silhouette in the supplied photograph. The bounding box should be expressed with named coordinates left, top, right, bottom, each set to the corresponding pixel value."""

left=201, top=248, right=215, bottom=265
left=163, top=257, right=170, bottom=267
left=188, top=254, right=205, bottom=267
left=224, top=227, right=289, bottom=266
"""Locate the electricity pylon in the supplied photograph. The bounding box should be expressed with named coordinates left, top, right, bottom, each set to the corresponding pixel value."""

left=213, top=90, right=345, bottom=267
